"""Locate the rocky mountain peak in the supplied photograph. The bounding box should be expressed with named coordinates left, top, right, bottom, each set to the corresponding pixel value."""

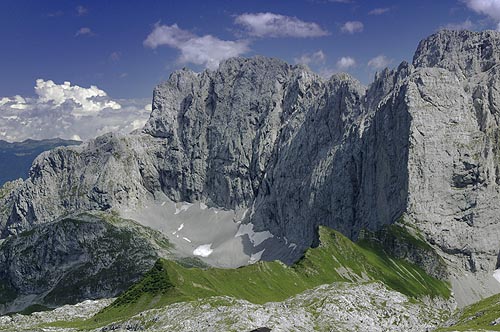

left=3, top=31, right=500, bottom=306
left=413, top=29, right=500, bottom=76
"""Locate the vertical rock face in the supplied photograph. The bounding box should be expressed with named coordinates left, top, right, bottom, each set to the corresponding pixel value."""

left=140, top=57, right=413, bottom=251
left=249, top=66, right=412, bottom=246
left=406, top=31, right=500, bottom=303
left=2, top=30, right=500, bottom=303
left=408, top=32, right=500, bottom=267
left=143, top=57, right=301, bottom=207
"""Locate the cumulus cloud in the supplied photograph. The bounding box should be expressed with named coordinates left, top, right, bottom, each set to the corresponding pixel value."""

left=341, top=21, right=364, bottom=34
left=367, top=55, right=392, bottom=70
left=34, top=79, right=121, bottom=116
left=464, top=0, right=500, bottom=29
left=336, top=56, right=356, bottom=70
left=369, top=8, right=390, bottom=15
left=75, top=27, right=93, bottom=37
left=442, top=19, right=475, bottom=30
left=0, top=80, right=151, bottom=142
left=294, top=50, right=326, bottom=65
left=234, top=12, right=329, bottom=38
left=144, top=24, right=249, bottom=69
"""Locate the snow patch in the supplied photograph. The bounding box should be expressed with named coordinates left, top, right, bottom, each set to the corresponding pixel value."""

left=193, top=244, right=213, bottom=257
left=235, top=223, right=253, bottom=238
left=493, top=269, right=500, bottom=284
left=249, top=249, right=265, bottom=264
left=182, top=237, right=192, bottom=243
left=173, top=223, right=185, bottom=235
left=174, top=203, right=193, bottom=215
left=200, top=202, right=207, bottom=210
left=240, top=208, right=248, bottom=221
left=235, top=222, right=274, bottom=246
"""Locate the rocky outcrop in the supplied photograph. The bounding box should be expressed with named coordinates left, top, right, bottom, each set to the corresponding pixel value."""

left=2, top=30, right=500, bottom=304
left=0, top=138, right=81, bottom=186
left=0, top=298, right=113, bottom=331
left=0, top=283, right=452, bottom=332
left=0, top=213, right=165, bottom=314
left=359, top=220, right=448, bottom=280
left=0, top=57, right=407, bottom=250
left=406, top=31, right=500, bottom=302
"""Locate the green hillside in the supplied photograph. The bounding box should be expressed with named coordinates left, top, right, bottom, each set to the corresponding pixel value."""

left=437, top=292, right=500, bottom=331
left=51, top=225, right=450, bottom=329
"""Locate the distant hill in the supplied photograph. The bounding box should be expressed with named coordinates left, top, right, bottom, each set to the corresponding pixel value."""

left=0, top=138, right=81, bottom=186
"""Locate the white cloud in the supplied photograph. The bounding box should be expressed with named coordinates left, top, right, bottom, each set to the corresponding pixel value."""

left=367, top=55, right=392, bottom=70
left=1, top=95, right=27, bottom=109
left=0, top=80, right=151, bottom=142
left=34, top=79, right=121, bottom=116
left=234, top=12, right=329, bottom=38
left=76, top=5, right=88, bottom=16
left=144, top=24, right=249, bottom=69
left=336, top=56, right=356, bottom=70
left=442, top=19, right=475, bottom=30
left=369, top=8, right=390, bottom=15
left=0, top=98, right=10, bottom=106
left=144, top=24, right=193, bottom=48
left=464, top=0, right=500, bottom=20
left=341, top=21, right=364, bottom=34
left=109, top=51, right=121, bottom=61
left=178, top=35, right=249, bottom=69
left=294, top=50, right=326, bottom=65
left=130, top=118, right=148, bottom=131
left=318, top=67, right=337, bottom=78
left=75, top=27, right=93, bottom=37
left=47, top=11, right=64, bottom=18
left=463, top=0, right=500, bottom=29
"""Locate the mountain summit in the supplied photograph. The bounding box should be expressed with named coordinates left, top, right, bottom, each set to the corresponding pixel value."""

left=2, top=30, right=500, bottom=307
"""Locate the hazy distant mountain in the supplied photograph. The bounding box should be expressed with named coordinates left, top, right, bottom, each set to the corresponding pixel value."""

left=0, top=138, right=81, bottom=186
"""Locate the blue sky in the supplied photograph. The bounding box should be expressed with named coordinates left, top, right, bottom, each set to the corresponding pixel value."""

left=1, top=0, right=500, bottom=141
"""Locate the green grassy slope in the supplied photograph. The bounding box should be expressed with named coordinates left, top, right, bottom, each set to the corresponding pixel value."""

left=72, top=226, right=450, bottom=327
left=437, top=292, right=500, bottom=331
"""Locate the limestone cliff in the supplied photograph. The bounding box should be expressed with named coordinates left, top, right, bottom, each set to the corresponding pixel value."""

left=2, top=30, right=500, bottom=305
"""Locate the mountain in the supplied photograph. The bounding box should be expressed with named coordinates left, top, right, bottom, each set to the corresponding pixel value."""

left=0, top=226, right=453, bottom=331
left=0, top=212, right=173, bottom=315
left=1, top=30, right=500, bottom=327
left=55, top=226, right=452, bottom=332
left=0, top=138, right=81, bottom=186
